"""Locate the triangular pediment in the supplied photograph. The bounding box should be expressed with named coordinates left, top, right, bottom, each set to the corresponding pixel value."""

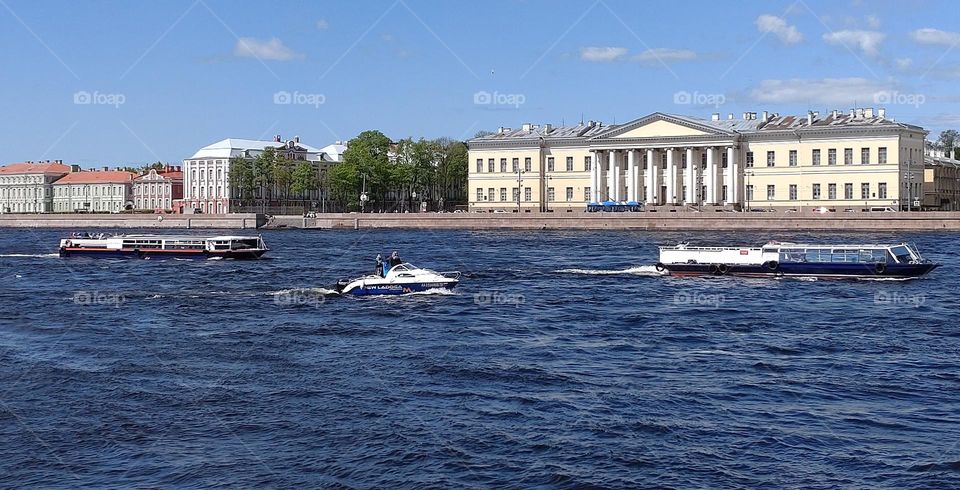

left=593, top=113, right=733, bottom=139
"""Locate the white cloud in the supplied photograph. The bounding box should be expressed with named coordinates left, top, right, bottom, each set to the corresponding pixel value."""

left=316, top=19, right=329, bottom=30
left=750, top=77, right=894, bottom=105
left=911, top=28, right=960, bottom=46
left=633, top=48, right=697, bottom=62
left=866, top=15, right=881, bottom=29
left=233, top=37, right=302, bottom=61
left=822, top=30, right=885, bottom=57
left=895, top=58, right=913, bottom=70
left=579, top=46, right=628, bottom=62
left=755, top=15, right=803, bottom=44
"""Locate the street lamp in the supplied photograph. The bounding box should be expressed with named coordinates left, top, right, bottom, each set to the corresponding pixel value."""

left=359, top=173, right=368, bottom=213
left=744, top=170, right=755, bottom=211
left=516, top=166, right=525, bottom=213
left=411, top=191, right=418, bottom=213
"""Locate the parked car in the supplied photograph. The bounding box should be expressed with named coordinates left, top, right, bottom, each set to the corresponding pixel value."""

left=867, top=206, right=897, bottom=212
left=812, top=206, right=834, bottom=214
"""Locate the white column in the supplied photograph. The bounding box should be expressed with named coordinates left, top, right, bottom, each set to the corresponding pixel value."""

left=645, top=149, right=656, bottom=204
left=590, top=151, right=599, bottom=202
left=685, top=148, right=695, bottom=204
left=594, top=151, right=603, bottom=202
left=627, top=150, right=636, bottom=202
left=666, top=148, right=676, bottom=204
left=610, top=150, right=621, bottom=202
left=726, top=146, right=736, bottom=205
left=705, top=147, right=716, bottom=204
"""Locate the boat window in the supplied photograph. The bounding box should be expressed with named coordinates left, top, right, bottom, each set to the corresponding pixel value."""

left=890, top=246, right=912, bottom=263
left=780, top=251, right=806, bottom=262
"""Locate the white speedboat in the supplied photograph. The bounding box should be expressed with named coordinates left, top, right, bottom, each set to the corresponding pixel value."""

left=334, top=262, right=460, bottom=296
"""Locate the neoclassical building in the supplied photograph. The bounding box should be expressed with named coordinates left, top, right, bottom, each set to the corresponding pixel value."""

left=0, top=160, right=72, bottom=213
left=133, top=166, right=183, bottom=211
left=53, top=170, right=136, bottom=213
left=468, top=109, right=927, bottom=211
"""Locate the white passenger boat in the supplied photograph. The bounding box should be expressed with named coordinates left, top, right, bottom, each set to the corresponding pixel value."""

left=657, top=241, right=938, bottom=279
left=334, top=263, right=460, bottom=296
left=59, top=232, right=269, bottom=259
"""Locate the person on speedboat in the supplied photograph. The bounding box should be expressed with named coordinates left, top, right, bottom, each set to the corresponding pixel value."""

left=388, top=251, right=402, bottom=268
left=375, top=254, right=385, bottom=277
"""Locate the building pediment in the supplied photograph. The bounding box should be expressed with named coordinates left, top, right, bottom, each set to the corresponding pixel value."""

left=592, top=113, right=733, bottom=140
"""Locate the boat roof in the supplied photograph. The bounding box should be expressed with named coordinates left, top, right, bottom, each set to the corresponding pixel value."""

left=73, top=234, right=260, bottom=240
left=762, top=242, right=909, bottom=248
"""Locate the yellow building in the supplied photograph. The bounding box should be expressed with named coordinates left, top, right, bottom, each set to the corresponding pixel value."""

left=923, top=147, right=960, bottom=211
left=468, top=109, right=926, bottom=211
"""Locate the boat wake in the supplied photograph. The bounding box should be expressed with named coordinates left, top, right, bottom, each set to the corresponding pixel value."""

left=0, top=253, right=59, bottom=258
left=405, top=288, right=457, bottom=296
left=556, top=265, right=667, bottom=276
left=269, top=287, right=339, bottom=297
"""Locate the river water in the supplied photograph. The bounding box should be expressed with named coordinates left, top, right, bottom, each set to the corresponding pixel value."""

left=1, top=228, right=958, bottom=488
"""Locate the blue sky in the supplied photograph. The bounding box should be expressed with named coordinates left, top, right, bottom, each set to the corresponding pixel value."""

left=1, top=0, right=959, bottom=166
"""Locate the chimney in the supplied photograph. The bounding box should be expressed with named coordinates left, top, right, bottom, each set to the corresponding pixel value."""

left=70, top=165, right=80, bottom=173
left=711, top=113, right=720, bottom=121
left=849, top=108, right=856, bottom=117
left=864, top=108, right=874, bottom=118
left=807, top=111, right=814, bottom=126
left=544, top=124, right=553, bottom=134
left=102, top=166, right=109, bottom=171
left=55, top=159, right=62, bottom=164
left=832, top=109, right=839, bottom=118
left=587, top=120, right=596, bottom=127
left=294, top=136, right=300, bottom=143
left=762, top=111, right=769, bottom=121
left=878, top=108, right=886, bottom=118
left=728, top=113, right=734, bottom=120
left=522, top=122, right=532, bottom=131
left=274, top=134, right=281, bottom=142
left=855, top=108, right=864, bottom=118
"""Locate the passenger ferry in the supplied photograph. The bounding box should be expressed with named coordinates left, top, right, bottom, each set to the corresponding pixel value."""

left=657, top=242, right=938, bottom=279
left=59, top=233, right=269, bottom=259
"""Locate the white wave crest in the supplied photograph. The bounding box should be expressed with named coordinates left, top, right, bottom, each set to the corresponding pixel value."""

left=0, top=253, right=59, bottom=258
left=556, top=265, right=667, bottom=276
left=269, top=287, right=338, bottom=296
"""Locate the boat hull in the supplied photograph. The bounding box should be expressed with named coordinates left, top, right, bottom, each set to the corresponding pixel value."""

left=59, top=247, right=266, bottom=260
left=343, top=280, right=459, bottom=296
left=662, top=262, right=938, bottom=279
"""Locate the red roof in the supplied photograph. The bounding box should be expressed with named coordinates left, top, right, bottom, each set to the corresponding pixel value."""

left=55, top=171, right=137, bottom=184
left=134, top=170, right=183, bottom=182
left=0, top=162, right=72, bottom=175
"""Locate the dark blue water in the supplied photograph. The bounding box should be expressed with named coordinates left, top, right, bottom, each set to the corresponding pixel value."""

left=1, top=228, right=959, bottom=488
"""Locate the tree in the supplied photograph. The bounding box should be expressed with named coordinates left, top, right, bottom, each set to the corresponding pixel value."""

left=252, top=148, right=278, bottom=209
left=228, top=157, right=254, bottom=205
left=340, top=130, right=393, bottom=210
left=937, top=130, right=960, bottom=159
left=273, top=157, right=295, bottom=203
left=291, top=161, right=318, bottom=202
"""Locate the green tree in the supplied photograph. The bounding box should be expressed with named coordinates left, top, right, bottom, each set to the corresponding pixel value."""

left=228, top=156, right=255, bottom=205
left=273, top=157, right=295, bottom=203
left=291, top=161, right=318, bottom=201
left=937, top=130, right=960, bottom=159
left=252, top=148, right=278, bottom=209
left=340, top=130, right=393, bottom=210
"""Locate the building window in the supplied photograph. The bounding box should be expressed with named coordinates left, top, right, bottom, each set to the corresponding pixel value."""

left=701, top=152, right=707, bottom=168
left=767, top=185, right=775, bottom=200
left=512, top=187, right=519, bottom=201
left=789, top=150, right=797, bottom=167
left=721, top=151, right=728, bottom=168
left=500, top=188, right=507, bottom=201
left=681, top=152, right=687, bottom=169
left=584, top=156, right=592, bottom=171
left=524, top=187, right=532, bottom=201
left=476, top=188, right=483, bottom=201
left=746, top=185, right=754, bottom=201
left=500, top=158, right=507, bottom=173
left=547, top=157, right=555, bottom=172
left=789, top=184, right=798, bottom=200
left=844, top=148, right=853, bottom=165
left=829, top=149, right=837, bottom=165
left=721, top=185, right=727, bottom=201
left=487, top=159, right=495, bottom=172
left=584, top=187, right=591, bottom=201
left=879, top=147, right=887, bottom=164
left=488, top=188, right=495, bottom=201
left=844, top=183, right=853, bottom=200
left=878, top=182, right=887, bottom=199
left=813, top=184, right=821, bottom=200
left=861, top=183, right=870, bottom=199
left=565, top=187, right=573, bottom=201
left=512, top=158, right=519, bottom=173
left=766, top=151, right=775, bottom=167
left=524, top=158, right=532, bottom=172
left=566, top=157, right=574, bottom=171
left=812, top=149, right=821, bottom=166
left=828, top=183, right=837, bottom=200
left=547, top=187, right=555, bottom=202
left=861, top=147, right=870, bottom=164
left=661, top=153, right=668, bottom=169
left=476, top=159, right=483, bottom=173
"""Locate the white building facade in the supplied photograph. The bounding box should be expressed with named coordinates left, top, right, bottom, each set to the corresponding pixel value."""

left=0, top=161, right=72, bottom=213
left=182, top=135, right=340, bottom=214
left=133, top=166, right=183, bottom=211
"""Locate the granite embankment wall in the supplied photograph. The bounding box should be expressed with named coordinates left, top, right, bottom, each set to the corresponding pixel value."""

left=0, top=214, right=264, bottom=229
left=268, top=212, right=960, bottom=232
